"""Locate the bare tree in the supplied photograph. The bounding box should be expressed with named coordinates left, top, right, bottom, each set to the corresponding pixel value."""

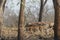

left=18, top=0, right=25, bottom=40
left=53, top=0, right=60, bottom=40
left=39, top=0, right=47, bottom=21
left=39, top=0, right=43, bottom=21
left=0, top=0, right=6, bottom=39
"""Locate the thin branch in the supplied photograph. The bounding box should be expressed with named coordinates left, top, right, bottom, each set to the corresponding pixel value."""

left=3, top=0, right=6, bottom=12
left=43, top=0, right=48, bottom=6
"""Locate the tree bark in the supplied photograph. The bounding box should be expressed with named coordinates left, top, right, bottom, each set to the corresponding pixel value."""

left=39, top=0, right=43, bottom=21
left=0, top=0, right=6, bottom=39
left=39, top=0, right=47, bottom=22
left=53, top=0, right=60, bottom=40
left=18, top=0, right=25, bottom=40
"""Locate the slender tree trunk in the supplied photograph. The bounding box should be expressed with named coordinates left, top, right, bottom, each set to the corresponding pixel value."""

left=0, top=0, right=6, bottom=39
left=39, top=0, right=47, bottom=22
left=39, top=0, right=43, bottom=21
left=18, top=0, right=25, bottom=40
left=53, top=0, right=60, bottom=40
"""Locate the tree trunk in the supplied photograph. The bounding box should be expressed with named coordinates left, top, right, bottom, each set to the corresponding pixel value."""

left=0, top=0, right=6, bottom=39
left=39, top=0, right=43, bottom=22
left=18, top=0, right=25, bottom=40
left=39, top=0, right=47, bottom=22
left=53, top=0, right=60, bottom=40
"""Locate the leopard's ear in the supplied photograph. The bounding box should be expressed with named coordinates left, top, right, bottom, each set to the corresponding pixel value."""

left=49, top=23, right=54, bottom=28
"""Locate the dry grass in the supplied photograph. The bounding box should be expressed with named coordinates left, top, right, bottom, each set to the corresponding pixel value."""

left=1, top=27, right=18, bottom=38
left=1, top=22, right=54, bottom=40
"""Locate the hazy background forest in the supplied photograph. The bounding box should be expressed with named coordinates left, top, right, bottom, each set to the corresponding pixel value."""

left=4, top=0, right=54, bottom=27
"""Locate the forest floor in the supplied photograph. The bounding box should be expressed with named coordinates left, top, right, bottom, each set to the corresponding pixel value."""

left=1, top=22, right=54, bottom=40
